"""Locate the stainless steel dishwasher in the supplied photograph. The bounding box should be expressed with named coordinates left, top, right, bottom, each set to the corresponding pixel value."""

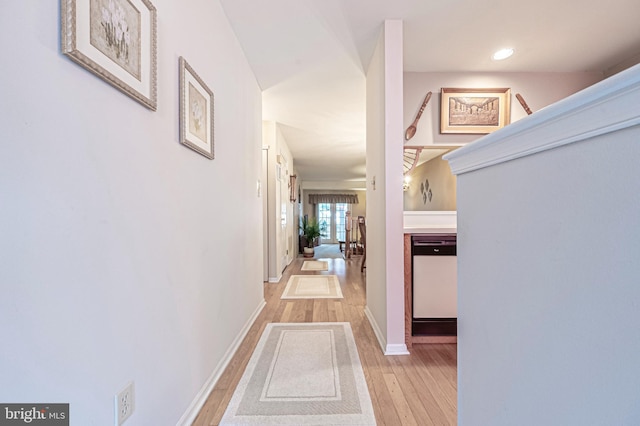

left=411, top=234, right=457, bottom=336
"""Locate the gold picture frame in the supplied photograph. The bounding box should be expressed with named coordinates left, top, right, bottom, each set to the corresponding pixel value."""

left=61, top=0, right=158, bottom=110
left=440, top=88, right=511, bottom=134
left=179, top=57, right=214, bottom=159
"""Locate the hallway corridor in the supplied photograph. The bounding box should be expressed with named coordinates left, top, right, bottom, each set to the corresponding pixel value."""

left=192, top=255, right=457, bottom=425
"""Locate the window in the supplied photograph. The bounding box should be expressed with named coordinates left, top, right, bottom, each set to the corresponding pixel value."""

left=317, top=202, right=349, bottom=243
left=318, top=203, right=332, bottom=241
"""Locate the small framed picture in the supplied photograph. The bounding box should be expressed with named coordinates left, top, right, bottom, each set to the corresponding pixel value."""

left=61, top=0, right=158, bottom=110
left=179, top=57, right=214, bottom=159
left=440, top=88, right=511, bottom=134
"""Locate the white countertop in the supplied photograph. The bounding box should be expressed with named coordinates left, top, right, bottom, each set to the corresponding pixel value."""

left=403, top=211, right=457, bottom=234
left=404, top=226, right=457, bottom=234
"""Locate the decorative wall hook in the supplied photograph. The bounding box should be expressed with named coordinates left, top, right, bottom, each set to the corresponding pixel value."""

left=405, top=91, right=432, bottom=141
left=516, top=93, right=533, bottom=115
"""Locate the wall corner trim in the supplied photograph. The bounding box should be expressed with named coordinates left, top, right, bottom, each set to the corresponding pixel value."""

left=444, top=64, right=640, bottom=175
left=176, top=299, right=267, bottom=426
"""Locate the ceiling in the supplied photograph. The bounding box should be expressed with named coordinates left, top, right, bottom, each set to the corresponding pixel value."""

left=219, top=0, right=640, bottom=183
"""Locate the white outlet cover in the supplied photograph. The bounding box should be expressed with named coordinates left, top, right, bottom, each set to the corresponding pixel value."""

left=115, top=381, right=135, bottom=425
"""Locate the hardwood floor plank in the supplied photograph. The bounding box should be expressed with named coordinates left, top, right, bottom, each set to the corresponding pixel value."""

left=312, top=298, right=329, bottom=322
left=429, top=345, right=458, bottom=388
left=280, top=301, right=294, bottom=323
left=191, top=254, right=457, bottom=426
left=387, top=356, right=438, bottom=426
left=393, top=355, right=455, bottom=425
left=334, top=300, right=345, bottom=322
left=383, top=373, right=419, bottom=426
left=414, top=344, right=458, bottom=407
left=359, top=348, right=402, bottom=425
left=405, top=348, right=457, bottom=421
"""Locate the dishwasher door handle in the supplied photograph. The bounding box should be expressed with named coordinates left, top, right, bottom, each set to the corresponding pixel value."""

left=413, top=244, right=456, bottom=256
left=412, top=241, right=456, bottom=247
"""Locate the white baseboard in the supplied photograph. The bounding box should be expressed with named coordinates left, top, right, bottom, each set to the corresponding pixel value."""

left=268, top=275, right=281, bottom=283
left=364, top=305, right=386, bottom=353
left=385, top=344, right=410, bottom=356
left=176, top=299, right=266, bottom=426
left=364, top=306, right=410, bottom=356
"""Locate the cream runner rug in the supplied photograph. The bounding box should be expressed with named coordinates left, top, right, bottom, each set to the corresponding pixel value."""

left=301, top=260, right=329, bottom=271
left=220, top=323, right=376, bottom=425
left=281, top=275, right=343, bottom=299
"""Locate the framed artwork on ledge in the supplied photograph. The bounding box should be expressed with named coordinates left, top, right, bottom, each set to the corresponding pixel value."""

left=61, top=0, right=158, bottom=110
left=179, top=57, right=215, bottom=159
left=440, top=88, right=511, bottom=134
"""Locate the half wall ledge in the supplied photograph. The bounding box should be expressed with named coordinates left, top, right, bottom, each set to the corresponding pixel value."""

left=444, top=63, right=640, bottom=175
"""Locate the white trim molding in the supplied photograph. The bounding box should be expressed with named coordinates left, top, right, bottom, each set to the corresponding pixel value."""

left=385, top=344, right=410, bottom=356
left=176, top=299, right=267, bottom=426
left=364, top=305, right=386, bottom=353
left=403, top=211, right=457, bottom=232
left=445, top=64, right=640, bottom=175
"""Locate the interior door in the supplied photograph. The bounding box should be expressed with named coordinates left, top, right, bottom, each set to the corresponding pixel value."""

left=262, top=148, right=269, bottom=282
left=317, top=203, right=332, bottom=243
left=279, top=163, right=287, bottom=270
left=334, top=203, right=348, bottom=243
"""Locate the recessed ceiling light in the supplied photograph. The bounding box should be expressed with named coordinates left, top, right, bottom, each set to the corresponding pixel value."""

left=492, top=48, right=514, bottom=61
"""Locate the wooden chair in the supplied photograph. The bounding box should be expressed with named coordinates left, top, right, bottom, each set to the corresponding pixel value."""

left=358, top=216, right=366, bottom=272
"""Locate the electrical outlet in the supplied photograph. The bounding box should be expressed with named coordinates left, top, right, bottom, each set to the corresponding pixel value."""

left=115, top=381, right=135, bottom=425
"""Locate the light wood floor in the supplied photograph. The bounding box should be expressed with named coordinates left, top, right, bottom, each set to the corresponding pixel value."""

left=192, top=255, right=457, bottom=425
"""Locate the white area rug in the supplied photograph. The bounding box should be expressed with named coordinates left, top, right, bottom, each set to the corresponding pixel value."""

left=301, top=260, right=329, bottom=271
left=281, top=275, right=343, bottom=299
left=220, top=323, right=376, bottom=425
left=312, top=244, right=344, bottom=259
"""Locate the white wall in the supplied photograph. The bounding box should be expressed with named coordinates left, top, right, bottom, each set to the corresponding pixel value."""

left=404, top=72, right=603, bottom=147
left=365, top=20, right=407, bottom=355
left=446, top=66, right=640, bottom=425
left=0, top=1, right=263, bottom=424
left=365, top=28, right=388, bottom=350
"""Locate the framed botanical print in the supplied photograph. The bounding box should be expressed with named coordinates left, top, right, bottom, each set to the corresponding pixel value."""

left=179, top=57, right=214, bottom=159
left=440, top=88, right=511, bottom=134
left=61, top=0, right=158, bottom=110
